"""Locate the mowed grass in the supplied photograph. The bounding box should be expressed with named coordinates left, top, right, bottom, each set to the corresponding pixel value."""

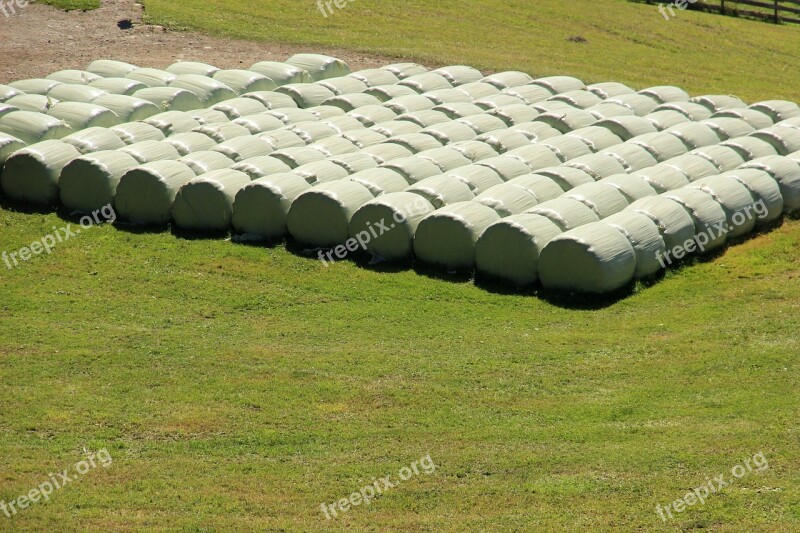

left=39, top=0, right=101, bottom=11
left=0, top=0, right=799, bottom=530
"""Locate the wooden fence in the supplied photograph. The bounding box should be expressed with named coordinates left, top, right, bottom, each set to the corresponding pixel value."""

left=643, top=0, right=800, bottom=24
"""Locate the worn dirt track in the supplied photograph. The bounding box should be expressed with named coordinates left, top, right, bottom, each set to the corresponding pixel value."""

left=0, top=0, right=402, bottom=84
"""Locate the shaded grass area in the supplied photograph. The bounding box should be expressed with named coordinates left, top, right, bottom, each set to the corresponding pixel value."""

left=38, top=0, right=101, bottom=11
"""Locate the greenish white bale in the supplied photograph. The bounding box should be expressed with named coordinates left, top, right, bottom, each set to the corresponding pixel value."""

left=0, top=140, right=80, bottom=204
left=632, top=165, right=691, bottom=193
left=343, top=167, right=407, bottom=195
left=232, top=173, right=312, bottom=238
left=689, top=145, right=747, bottom=171
left=398, top=73, right=453, bottom=93
left=91, top=94, right=161, bottom=121
left=190, top=109, right=231, bottom=125
left=292, top=160, right=350, bottom=184
left=240, top=91, right=297, bottom=110
left=266, top=108, right=321, bottom=125
left=539, top=135, right=593, bottom=162
left=87, top=59, right=138, bottom=78
left=474, top=213, right=562, bottom=286
left=61, top=126, right=126, bottom=154
left=290, top=121, right=339, bottom=143
left=0, top=111, right=71, bottom=144
left=385, top=132, right=444, bottom=154
left=549, top=90, right=603, bottom=110
left=211, top=136, right=273, bottom=162
left=9, top=79, right=62, bottom=95
left=194, top=123, right=250, bottom=143
left=349, top=105, right=399, bottom=127
left=0, top=104, right=19, bottom=119
left=271, top=146, right=327, bottom=169
left=317, top=77, right=368, bottom=96
left=662, top=154, right=720, bottom=181
left=90, top=77, right=149, bottom=96
left=120, top=140, right=180, bottom=164
left=628, top=196, right=696, bottom=251
left=342, top=129, right=393, bottom=149
left=601, top=144, right=658, bottom=172
left=371, top=121, right=422, bottom=139
left=539, top=223, right=636, bottom=293
left=599, top=174, right=657, bottom=203
left=605, top=94, right=659, bottom=116
left=596, top=116, right=658, bottom=141
left=365, top=84, right=418, bottom=102
left=384, top=94, right=437, bottom=114
left=536, top=109, right=597, bottom=134
left=722, top=169, right=783, bottom=224
left=588, top=82, right=636, bottom=99
left=47, top=102, right=120, bottom=129
left=348, top=69, right=400, bottom=87
left=405, top=174, right=475, bottom=208
left=0, top=133, right=26, bottom=165
left=527, top=197, right=600, bottom=231
left=507, top=174, right=564, bottom=202
left=474, top=155, right=531, bottom=180
left=504, top=85, right=558, bottom=104
left=478, top=71, right=531, bottom=89
left=433, top=102, right=485, bottom=119
left=750, top=126, right=800, bottom=155
left=168, top=75, right=237, bottom=107
left=749, top=100, right=800, bottom=122
left=711, top=108, right=774, bottom=129
left=531, top=75, right=584, bottom=94
left=259, top=129, right=306, bottom=150
left=455, top=113, right=509, bottom=135
left=286, top=54, right=350, bottom=81
left=0, top=84, right=22, bottom=102
left=566, top=126, right=623, bottom=152
left=165, top=61, right=220, bottom=77
left=602, top=211, right=666, bottom=277
left=433, top=66, right=483, bottom=86
left=535, top=166, right=595, bottom=191
left=475, top=129, right=531, bottom=153
left=179, top=151, right=234, bottom=175
left=489, top=104, right=539, bottom=126
left=475, top=182, right=539, bottom=216
left=662, top=187, right=728, bottom=250
left=701, top=117, right=755, bottom=140
left=719, top=136, right=778, bottom=161
left=144, top=111, right=201, bottom=136
left=564, top=153, right=627, bottom=179
left=739, top=155, right=800, bottom=212
left=287, top=181, right=376, bottom=246
left=276, top=83, right=336, bottom=108
left=212, top=70, right=277, bottom=94
left=326, top=115, right=368, bottom=134
left=211, top=97, right=268, bottom=120
left=644, top=109, right=692, bottom=130
left=444, top=164, right=504, bottom=194
left=690, top=175, right=758, bottom=238
left=330, top=152, right=380, bottom=173
left=164, top=132, right=218, bottom=156
left=249, top=62, right=310, bottom=85
left=655, top=102, right=713, bottom=121
left=396, top=109, right=450, bottom=128
left=172, top=169, right=252, bottom=230
left=587, top=102, right=636, bottom=120
left=111, top=121, right=166, bottom=144
left=47, top=84, right=107, bottom=103
left=413, top=201, right=501, bottom=270
left=59, top=151, right=140, bottom=212
left=448, top=140, right=498, bottom=162
left=126, top=68, right=176, bottom=88
left=665, top=122, right=721, bottom=149
left=422, top=88, right=473, bottom=106
left=564, top=182, right=630, bottom=218
left=381, top=156, right=442, bottom=184
left=416, top=147, right=472, bottom=172
left=233, top=113, right=285, bottom=134
left=381, top=63, right=428, bottom=79
left=627, top=132, right=689, bottom=162
left=115, top=161, right=197, bottom=224
left=475, top=93, right=528, bottom=110
left=307, top=105, right=347, bottom=120
left=638, top=86, right=690, bottom=104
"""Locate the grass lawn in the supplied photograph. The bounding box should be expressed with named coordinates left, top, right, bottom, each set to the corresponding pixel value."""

left=1, top=0, right=799, bottom=530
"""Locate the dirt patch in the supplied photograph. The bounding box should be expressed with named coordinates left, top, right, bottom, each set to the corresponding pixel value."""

left=0, top=0, right=408, bottom=84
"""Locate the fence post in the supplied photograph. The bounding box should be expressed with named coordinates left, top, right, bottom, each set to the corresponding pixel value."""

left=721, top=0, right=725, bottom=15
left=775, top=0, right=779, bottom=23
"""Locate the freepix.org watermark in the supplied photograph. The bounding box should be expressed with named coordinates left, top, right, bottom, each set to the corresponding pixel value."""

left=2, top=204, right=116, bottom=270
left=0, top=0, right=28, bottom=19
left=316, top=0, right=354, bottom=18
left=657, top=0, right=699, bottom=20
left=656, top=451, right=768, bottom=521
left=320, top=454, right=436, bottom=520
left=1, top=448, right=113, bottom=519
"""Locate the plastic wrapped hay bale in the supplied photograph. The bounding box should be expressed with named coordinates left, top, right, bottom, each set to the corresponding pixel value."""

left=343, top=167, right=408, bottom=195
left=504, top=144, right=562, bottom=170
left=111, top=122, right=166, bottom=144
left=47, top=84, right=107, bottom=103
left=416, top=147, right=472, bottom=172
left=47, top=101, right=120, bottom=130
left=604, top=94, right=659, bottom=116
left=309, top=135, right=360, bottom=158
left=536, top=109, right=597, bottom=134
left=587, top=82, right=636, bottom=99
left=472, top=155, right=530, bottom=180
left=475, top=129, right=531, bottom=153
left=91, top=94, right=160, bottom=121
left=662, top=187, right=728, bottom=250
left=348, top=69, right=401, bottom=87
left=397, top=109, right=451, bottom=128
left=530, top=75, right=584, bottom=94
left=308, top=105, right=347, bottom=120
left=750, top=126, right=800, bottom=155
left=211, top=136, right=274, bottom=162
left=638, top=86, right=690, bottom=104
left=422, top=88, right=474, bottom=106
left=654, top=101, right=713, bottom=122
left=115, top=161, right=197, bottom=225
left=0, top=111, right=71, bottom=144
left=126, top=68, right=176, bottom=88
left=444, top=164, right=504, bottom=194
left=61, top=127, right=126, bottom=154
left=349, top=105, right=399, bottom=127
left=212, top=70, right=276, bottom=94
left=536, top=136, right=592, bottom=163
left=269, top=146, right=326, bottom=169
left=739, top=155, right=800, bottom=212
left=0, top=84, right=22, bottom=102
left=539, top=223, right=636, bottom=293
left=722, top=169, right=783, bottom=224
left=489, top=104, right=540, bottom=126
left=59, top=151, right=140, bottom=212
left=240, top=91, right=298, bottom=110
left=382, top=63, right=428, bottom=79
left=627, top=132, right=688, bottom=162
left=194, top=123, right=251, bottom=143
left=455, top=113, right=509, bottom=135
left=596, top=116, right=658, bottom=141
left=292, top=160, right=350, bottom=184
left=602, top=211, right=666, bottom=277
left=588, top=101, right=637, bottom=120
left=210, top=97, right=268, bottom=120
left=433, top=102, right=485, bottom=119
left=566, top=126, right=623, bottom=152
left=163, top=132, right=218, bottom=156
left=690, top=175, right=759, bottom=238
left=405, top=174, right=475, bottom=208
left=331, top=152, right=380, bottom=174
left=432, top=65, right=483, bottom=86
left=474, top=182, right=539, bottom=216
left=397, top=73, right=453, bottom=93
left=689, top=94, right=746, bottom=113
left=549, top=90, right=603, bottom=110
left=413, top=202, right=502, bottom=270
left=178, top=150, right=234, bottom=176
left=628, top=196, right=696, bottom=251
left=601, top=144, right=658, bottom=172
left=599, top=174, right=657, bottom=203
left=131, top=87, right=204, bottom=112
left=385, top=132, right=444, bottom=154
left=507, top=174, right=564, bottom=202
left=448, top=140, right=498, bottom=162
left=87, top=59, right=138, bottom=78
left=360, top=143, right=413, bottom=164
left=0, top=133, right=26, bottom=165
left=701, top=117, right=756, bottom=140
left=644, top=109, right=692, bottom=130
left=285, top=54, right=350, bottom=81
left=381, top=156, right=442, bottom=184
left=165, top=61, right=220, bottom=77
left=231, top=173, right=312, bottom=239
left=287, top=180, right=375, bottom=246
left=276, top=83, right=336, bottom=108
left=365, top=84, right=419, bottom=102
left=120, top=140, right=181, bottom=164
left=665, top=122, right=722, bottom=149
left=290, top=121, right=339, bottom=144
left=144, top=111, right=201, bottom=136
left=535, top=166, right=595, bottom=191
left=719, top=136, right=778, bottom=161
left=564, top=182, right=630, bottom=218
left=749, top=100, right=800, bottom=122
left=1, top=140, right=80, bottom=204
left=234, top=113, right=286, bottom=135
left=339, top=129, right=386, bottom=150
left=90, top=77, right=149, bottom=96
left=564, top=153, right=627, bottom=180
left=248, top=62, right=310, bottom=85
left=317, top=76, right=368, bottom=96
left=384, top=95, right=439, bottom=115
left=419, top=121, right=479, bottom=145
left=689, top=144, right=747, bottom=171
left=168, top=75, right=237, bottom=107
left=9, top=79, right=63, bottom=95
left=474, top=213, right=562, bottom=286
left=261, top=128, right=309, bottom=150
left=171, top=169, right=251, bottom=230
left=475, top=93, right=529, bottom=110
left=661, top=154, right=720, bottom=182
left=711, top=108, right=774, bottom=129
left=632, top=165, right=690, bottom=193
left=527, top=197, right=600, bottom=231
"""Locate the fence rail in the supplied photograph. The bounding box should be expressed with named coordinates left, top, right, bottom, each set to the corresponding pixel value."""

left=644, top=0, right=800, bottom=24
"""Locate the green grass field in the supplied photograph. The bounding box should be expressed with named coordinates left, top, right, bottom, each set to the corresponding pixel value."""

left=2, top=0, right=800, bottom=530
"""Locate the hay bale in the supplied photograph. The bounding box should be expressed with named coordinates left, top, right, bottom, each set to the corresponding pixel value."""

left=421, top=88, right=474, bottom=105
left=289, top=121, right=339, bottom=143
left=456, top=113, right=509, bottom=135
left=317, top=76, right=368, bottom=95
left=348, top=105, right=399, bottom=128
left=249, top=62, right=310, bottom=85
left=193, top=123, right=251, bottom=143
left=508, top=122, right=562, bottom=142
left=475, top=155, right=531, bottom=180
left=275, top=83, right=336, bottom=108
left=126, top=68, right=176, bottom=88
left=397, top=73, right=453, bottom=93
left=587, top=82, right=636, bottom=99
left=211, top=97, right=268, bottom=120
left=190, top=109, right=232, bottom=125
left=739, top=155, right=800, bottom=212
left=448, top=140, right=498, bottom=162
left=474, top=93, right=529, bottom=110
left=413, top=202, right=501, bottom=270
left=539, top=223, right=635, bottom=293
left=537, top=137, right=592, bottom=163
left=691, top=95, right=748, bottom=112
left=749, top=100, right=800, bottom=122
left=420, top=121, right=479, bottom=145
left=501, top=85, right=554, bottom=105
left=602, top=211, right=666, bottom=277
left=287, top=180, right=375, bottom=246
left=564, top=182, right=630, bottom=218
left=59, top=151, right=139, bottom=212
left=240, top=91, right=298, bottom=109
left=286, top=54, right=350, bottom=81
left=343, top=167, right=409, bottom=195
left=665, top=122, right=722, bottom=149
left=111, top=122, right=166, bottom=144
left=432, top=65, right=483, bottom=86
left=47, top=101, right=119, bottom=129
left=626, top=132, right=688, bottom=162
left=230, top=155, right=292, bottom=178
left=163, top=132, right=218, bottom=156
left=381, top=63, right=428, bottom=79
left=0, top=111, right=71, bottom=144
left=385, top=132, right=444, bottom=154
left=504, top=144, right=562, bottom=170
left=360, top=142, right=414, bottom=164
left=599, top=174, right=657, bottom=202
left=397, top=109, right=451, bottom=128
left=9, top=79, right=62, bottom=95
left=474, top=213, right=562, bottom=285
left=718, top=136, right=778, bottom=161
left=0, top=133, right=26, bottom=165
left=119, top=140, right=181, bottom=164
left=475, top=182, right=539, bottom=216
left=508, top=174, right=564, bottom=202
left=637, top=86, right=690, bottom=104
left=653, top=102, right=713, bottom=121
left=527, top=197, right=600, bottom=230
left=144, top=111, right=201, bottom=136
left=168, top=75, right=237, bottom=106
left=61, top=127, right=126, bottom=154
left=87, top=59, right=138, bottom=78
left=309, top=136, right=359, bottom=157
left=231, top=173, right=312, bottom=238
left=530, top=76, right=584, bottom=93
left=47, top=84, right=107, bottom=103
left=323, top=93, right=384, bottom=112
left=711, top=108, right=774, bottom=129
left=324, top=115, right=366, bottom=134
left=233, top=113, right=286, bottom=135
left=0, top=84, right=22, bottom=102
left=644, top=109, right=692, bottom=130
left=212, top=70, right=276, bottom=94
left=172, top=169, right=252, bottom=230
left=588, top=101, right=637, bottom=120
left=601, top=144, right=658, bottom=172
left=535, top=166, right=595, bottom=191
left=489, top=104, right=539, bottom=126
left=92, top=76, right=148, bottom=95
left=364, top=84, right=419, bottom=102
left=564, top=153, right=628, bottom=179
left=179, top=150, right=234, bottom=175
left=1, top=140, right=79, bottom=204
left=595, top=116, right=658, bottom=141
left=628, top=196, right=696, bottom=250
left=308, top=105, right=347, bottom=120
left=536, top=109, right=597, bottom=133
left=0, top=104, right=17, bottom=119
left=416, top=147, right=472, bottom=171
left=476, top=129, right=533, bottom=153
left=444, top=164, right=504, bottom=193
left=384, top=95, right=437, bottom=114
left=750, top=126, right=800, bottom=155
left=269, top=146, right=326, bottom=169
left=330, top=152, right=380, bottom=173
left=348, top=69, right=401, bottom=87
left=165, top=61, right=220, bottom=77
left=722, top=169, right=783, bottom=223
left=292, top=160, right=350, bottom=184
left=405, top=174, right=475, bottom=208
left=91, top=94, right=160, bottom=121
left=690, top=176, right=759, bottom=237
left=632, top=165, right=691, bottom=193
left=381, top=156, right=442, bottom=184
left=549, top=90, right=603, bottom=109
left=662, top=187, right=728, bottom=250
left=566, top=126, right=623, bottom=152
left=605, top=94, right=659, bottom=116
left=661, top=154, right=721, bottom=182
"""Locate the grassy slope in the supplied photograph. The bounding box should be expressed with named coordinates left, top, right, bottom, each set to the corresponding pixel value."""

left=1, top=0, right=799, bottom=530
left=38, top=0, right=101, bottom=10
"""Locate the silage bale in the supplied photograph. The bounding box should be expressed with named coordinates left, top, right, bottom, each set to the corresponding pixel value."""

left=448, top=140, right=498, bottom=162
left=289, top=121, right=339, bottom=143
left=308, top=136, right=360, bottom=157
left=266, top=109, right=320, bottom=127
left=602, top=211, right=666, bottom=277
left=405, top=174, right=475, bottom=208
left=364, top=84, right=419, bottom=102
left=360, top=142, right=414, bottom=164
left=564, top=153, right=628, bottom=179
left=270, top=146, right=327, bottom=169
left=116, top=161, right=197, bottom=224
left=413, top=202, right=501, bottom=270
left=595, top=116, right=658, bottom=141
left=9, top=79, right=62, bottom=95
left=61, top=126, right=126, bottom=154
left=564, top=181, right=630, bottom=218
left=398, top=73, right=453, bottom=93
left=476, top=129, right=533, bottom=153
left=690, top=94, right=747, bottom=113
left=46, top=69, right=102, bottom=85
left=240, top=90, right=298, bottom=109
left=180, top=150, right=235, bottom=175
left=324, top=115, right=365, bottom=133
left=739, top=155, right=800, bottom=212
left=212, top=70, right=276, bottom=94
left=632, top=165, right=690, bottom=193
left=502, top=84, right=554, bottom=104
left=750, top=126, right=800, bottom=155
left=231, top=173, right=312, bottom=238
left=133, top=87, right=204, bottom=111
left=535, top=166, right=595, bottom=191
left=454, top=81, right=501, bottom=100
left=749, top=100, right=800, bottom=122
left=126, top=68, right=176, bottom=88
left=286, top=54, right=350, bottom=81
left=317, top=76, right=368, bottom=96
left=599, top=174, right=657, bottom=203
left=383, top=95, right=437, bottom=114
left=397, top=109, right=451, bottom=128
left=165, top=61, right=220, bottom=77
left=91, top=94, right=160, bottom=121
left=690, top=175, right=759, bottom=237
left=0, top=111, right=71, bottom=144
left=307, top=105, right=347, bottom=120
left=416, top=147, right=472, bottom=172
left=0, top=133, right=26, bottom=165
left=385, top=132, right=444, bottom=154
left=331, top=152, right=380, bottom=173
left=549, top=90, right=604, bottom=109
left=211, top=97, right=268, bottom=120
left=120, top=140, right=181, bottom=164
left=540, top=134, right=600, bottom=165
left=644, top=109, right=692, bottom=130
left=233, top=113, right=286, bottom=134
left=711, top=108, right=774, bottom=129
left=0, top=84, right=22, bottom=102
left=588, top=101, right=637, bottom=120
left=172, top=169, right=252, bottom=230
left=474, top=213, right=562, bottom=286
left=349, top=104, right=399, bottom=127
left=420, top=121, right=479, bottom=145
left=276, top=83, right=336, bottom=108
left=230, top=155, right=292, bottom=179
left=87, top=59, right=138, bottom=78
left=89, top=77, right=148, bottom=96
left=445, top=164, right=504, bottom=194
left=164, top=131, right=219, bottom=156
left=456, top=113, right=512, bottom=135
left=348, top=68, right=400, bottom=87
left=421, top=88, right=474, bottom=105
left=292, top=160, right=350, bottom=184
left=144, top=111, right=201, bottom=136
left=627, top=131, right=689, bottom=162
left=637, top=86, right=690, bottom=104
left=531, top=76, right=584, bottom=94
left=0, top=104, right=19, bottom=119
left=47, top=84, right=107, bottom=103
left=474, top=93, right=529, bottom=110
left=718, top=136, right=778, bottom=161
left=191, top=108, right=233, bottom=125
left=474, top=155, right=531, bottom=180
left=433, top=66, right=483, bottom=86
left=662, top=187, right=728, bottom=250
left=665, top=122, right=722, bottom=149
left=605, top=94, right=659, bottom=116
left=111, top=121, right=166, bottom=144
left=654, top=101, right=713, bottom=121
left=47, top=101, right=120, bottom=129
left=344, top=167, right=408, bottom=195
left=509, top=122, right=562, bottom=142
left=249, top=62, right=310, bottom=85
left=475, top=182, right=539, bottom=216
left=382, top=63, right=428, bottom=79
left=527, top=197, right=600, bottom=230
left=489, top=104, right=539, bottom=126
left=587, top=82, right=636, bottom=99
left=59, top=151, right=139, bottom=212
left=381, top=156, right=442, bottom=184
left=169, top=75, right=237, bottom=106
left=323, top=93, right=384, bottom=112
left=287, top=180, right=375, bottom=246
left=504, top=144, right=562, bottom=170
left=661, top=154, right=720, bottom=182
left=538, top=223, right=636, bottom=293
left=348, top=192, right=435, bottom=260
left=508, top=173, right=564, bottom=202
left=602, top=144, right=658, bottom=172
left=628, top=196, right=696, bottom=250
left=566, top=126, right=623, bottom=152
left=722, top=168, right=783, bottom=223
left=194, top=123, right=251, bottom=143
left=341, top=129, right=387, bottom=149
left=0, top=140, right=80, bottom=204
left=535, top=109, right=597, bottom=133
